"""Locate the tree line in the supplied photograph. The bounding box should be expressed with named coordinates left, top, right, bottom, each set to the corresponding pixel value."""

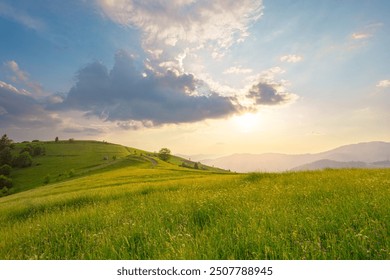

left=0, top=134, right=45, bottom=196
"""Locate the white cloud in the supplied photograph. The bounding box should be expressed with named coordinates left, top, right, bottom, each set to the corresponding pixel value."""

left=351, top=33, right=370, bottom=40
left=223, top=66, right=253, bottom=75
left=3, top=60, right=44, bottom=95
left=351, top=22, right=383, bottom=40
left=376, top=79, right=390, bottom=88
left=280, top=54, right=303, bottom=63
left=98, top=0, right=263, bottom=51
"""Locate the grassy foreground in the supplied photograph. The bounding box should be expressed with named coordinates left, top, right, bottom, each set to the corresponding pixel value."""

left=0, top=163, right=389, bottom=259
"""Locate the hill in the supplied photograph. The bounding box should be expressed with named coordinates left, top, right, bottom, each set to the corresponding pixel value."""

left=201, top=141, right=390, bottom=172
left=4, top=140, right=226, bottom=196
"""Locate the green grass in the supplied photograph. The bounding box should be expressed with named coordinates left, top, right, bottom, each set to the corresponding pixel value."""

left=8, top=141, right=132, bottom=194
left=1, top=163, right=389, bottom=259
left=7, top=140, right=225, bottom=195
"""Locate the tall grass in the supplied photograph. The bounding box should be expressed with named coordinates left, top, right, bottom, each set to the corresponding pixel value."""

left=0, top=168, right=389, bottom=259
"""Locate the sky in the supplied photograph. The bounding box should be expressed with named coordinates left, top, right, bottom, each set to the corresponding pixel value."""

left=1, top=0, right=389, bottom=156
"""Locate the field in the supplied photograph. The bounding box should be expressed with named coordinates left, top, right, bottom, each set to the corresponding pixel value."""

left=0, top=142, right=389, bottom=259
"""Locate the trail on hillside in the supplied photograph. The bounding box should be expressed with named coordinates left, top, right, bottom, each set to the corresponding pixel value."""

left=142, top=155, right=158, bottom=167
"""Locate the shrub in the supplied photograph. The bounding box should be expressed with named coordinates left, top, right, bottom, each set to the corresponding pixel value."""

left=32, top=145, right=45, bottom=156
left=0, top=164, right=12, bottom=176
left=1, top=186, right=9, bottom=196
left=13, top=151, right=32, bottom=168
left=0, top=175, right=12, bottom=189
left=43, top=175, right=50, bottom=185
left=0, top=147, right=13, bottom=166
left=68, top=169, right=75, bottom=177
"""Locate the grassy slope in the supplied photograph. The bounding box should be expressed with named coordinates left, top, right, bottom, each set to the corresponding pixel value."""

left=0, top=163, right=389, bottom=259
left=8, top=140, right=227, bottom=195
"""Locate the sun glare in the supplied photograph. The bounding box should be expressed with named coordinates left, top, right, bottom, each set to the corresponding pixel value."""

left=232, top=113, right=260, bottom=133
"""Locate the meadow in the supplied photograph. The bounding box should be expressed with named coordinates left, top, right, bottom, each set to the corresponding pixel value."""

left=0, top=142, right=389, bottom=259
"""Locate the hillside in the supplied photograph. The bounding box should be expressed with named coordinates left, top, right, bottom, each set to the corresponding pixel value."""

left=4, top=140, right=226, bottom=196
left=0, top=168, right=388, bottom=259
left=201, top=141, right=390, bottom=172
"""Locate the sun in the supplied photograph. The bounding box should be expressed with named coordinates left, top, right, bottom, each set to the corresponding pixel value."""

left=232, top=113, right=260, bottom=133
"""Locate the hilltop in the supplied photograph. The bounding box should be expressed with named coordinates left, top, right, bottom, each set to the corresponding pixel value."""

left=2, top=139, right=227, bottom=196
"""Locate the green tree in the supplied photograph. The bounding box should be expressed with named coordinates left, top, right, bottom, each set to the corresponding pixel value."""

left=0, top=164, right=12, bottom=176
left=13, top=151, right=32, bottom=168
left=55, top=136, right=59, bottom=142
left=0, top=134, right=13, bottom=151
left=158, top=148, right=171, bottom=161
left=0, top=175, right=12, bottom=189
left=0, top=147, right=13, bottom=166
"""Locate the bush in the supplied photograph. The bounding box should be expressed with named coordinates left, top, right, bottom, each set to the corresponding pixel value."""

left=0, top=147, right=13, bottom=166
left=13, top=151, right=33, bottom=168
left=68, top=169, right=75, bottom=177
left=0, top=164, right=12, bottom=176
left=32, top=145, right=45, bottom=156
left=1, top=186, right=9, bottom=196
left=0, top=175, right=12, bottom=189
left=43, top=175, right=50, bottom=185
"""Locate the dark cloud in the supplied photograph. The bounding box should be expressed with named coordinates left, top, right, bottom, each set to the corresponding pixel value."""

left=0, top=81, right=60, bottom=128
left=55, top=51, right=238, bottom=128
left=247, top=82, right=294, bottom=105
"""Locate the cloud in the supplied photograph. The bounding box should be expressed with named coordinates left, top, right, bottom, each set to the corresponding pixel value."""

left=376, top=80, right=390, bottom=88
left=0, top=81, right=60, bottom=129
left=280, top=54, right=303, bottom=63
left=0, top=2, right=45, bottom=31
left=223, top=66, right=253, bottom=75
left=350, top=22, right=383, bottom=40
left=351, top=33, right=370, bottom=40
left=247, top=82, right=297, bottom=106
left=3, top=60, right=44, bottom=95
left=98, top=0, right=263, bottom=51
left=54, top=50, right=239, bottom=128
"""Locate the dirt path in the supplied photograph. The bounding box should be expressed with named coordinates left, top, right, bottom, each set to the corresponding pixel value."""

left=142, top=155, right=158, bottom=167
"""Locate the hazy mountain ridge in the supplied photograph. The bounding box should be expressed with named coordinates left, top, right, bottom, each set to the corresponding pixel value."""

left=200, top=141, right=390, bottom=172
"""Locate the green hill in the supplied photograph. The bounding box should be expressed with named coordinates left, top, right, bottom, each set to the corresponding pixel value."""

left=0, top=140, right=389, bottom=259
left=5, top=140, right=226, bottom=195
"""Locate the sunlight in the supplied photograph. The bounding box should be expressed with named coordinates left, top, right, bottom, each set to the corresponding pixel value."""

left=232, top=113, right=260, bottom=133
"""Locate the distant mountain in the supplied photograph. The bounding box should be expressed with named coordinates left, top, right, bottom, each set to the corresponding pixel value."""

left=291, top=159, right=368, bottom=171
left=200, top=141, right=390, bottom=172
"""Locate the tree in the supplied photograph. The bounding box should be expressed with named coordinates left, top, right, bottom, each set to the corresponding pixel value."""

left=13, top=151, right=32, bottom=168
left=0, top=147, right=13, bottom=166
left=55, top=137, right=59, bottom=142
left=158, top=148, right=171, bottom=161
left=0, top=175, right=12, bottom=189
left=0, top=164, right=12, bottom=176
left=0, top=134, right=12, bottom=151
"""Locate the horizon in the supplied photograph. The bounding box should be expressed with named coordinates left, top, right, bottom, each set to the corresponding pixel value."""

left=1, top=0, right=390, bottom=156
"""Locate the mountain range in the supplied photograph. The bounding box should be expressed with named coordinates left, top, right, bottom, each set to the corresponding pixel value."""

left=199, top=141, right=390, bottom=172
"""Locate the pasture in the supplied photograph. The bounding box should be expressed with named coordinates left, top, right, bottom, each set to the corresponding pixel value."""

left=1, top=156, right=389, bottom=259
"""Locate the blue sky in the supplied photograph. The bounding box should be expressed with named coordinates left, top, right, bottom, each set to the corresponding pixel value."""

left=1, top=0, right=389, bottom=155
